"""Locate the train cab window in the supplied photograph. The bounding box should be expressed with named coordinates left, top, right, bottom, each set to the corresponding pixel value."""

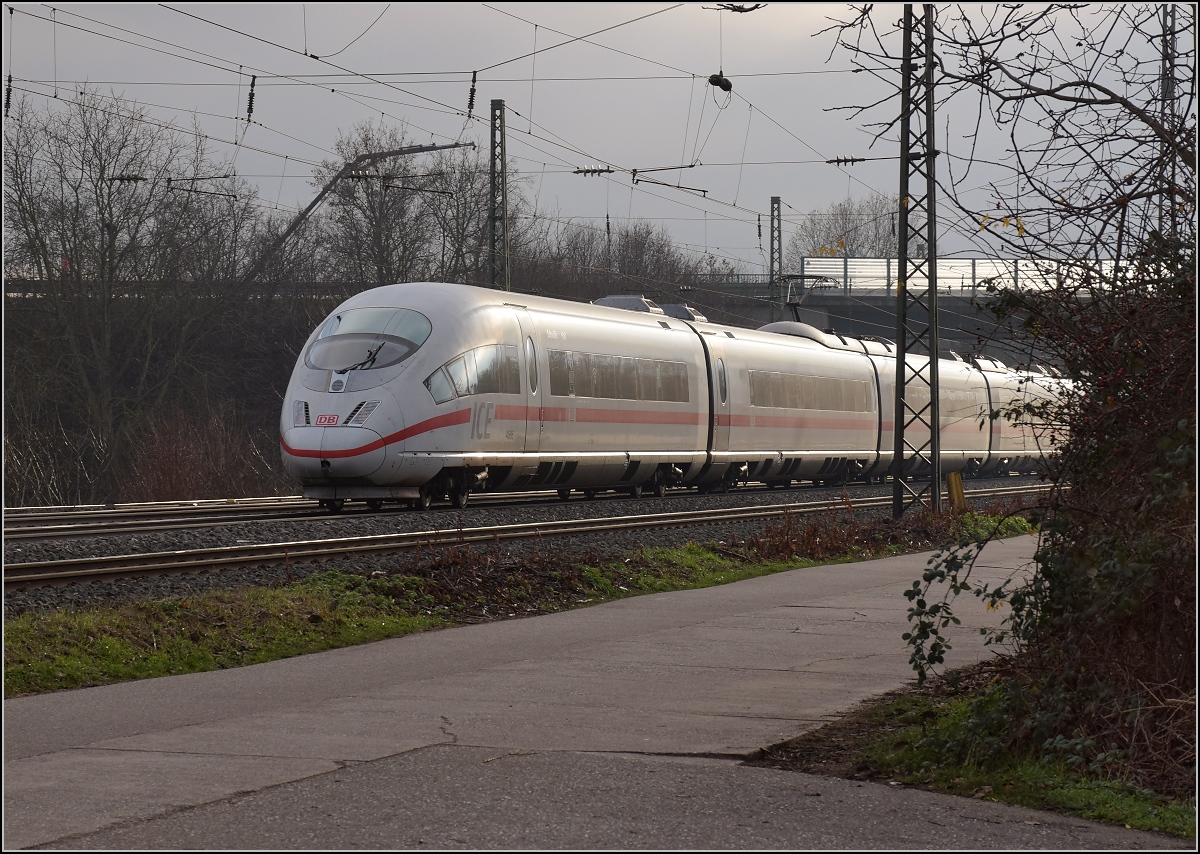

left=424, top=344, right=521, bottom=404
left=425, top=369, right=456, bottom=404
left=717, top=358, right=727, bottom=404
left=444, top=352, right=474, bottom=397
left=526, top=337, right=538, bottom=394
left=306, top=307, right=432, bottom=372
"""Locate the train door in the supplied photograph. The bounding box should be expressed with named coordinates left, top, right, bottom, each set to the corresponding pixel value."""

left=703, top=336, right=731, bottom=456
left=511, top=307, right=543, bottom=455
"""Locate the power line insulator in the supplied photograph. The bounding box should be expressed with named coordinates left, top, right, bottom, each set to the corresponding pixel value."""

left=246, top=75, right=256, bottom=120
left=467, top=71, right=477, bottom=119
left=708, top=72, right=733, bottom=92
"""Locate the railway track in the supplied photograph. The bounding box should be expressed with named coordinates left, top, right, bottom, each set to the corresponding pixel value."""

left=2, top=477, right=1039, bottom=541
left=3, top=497, right=316, bottom=541
left=2, top=489, right=612, bottom=540
left=4, top=484, right=1047, bottom=590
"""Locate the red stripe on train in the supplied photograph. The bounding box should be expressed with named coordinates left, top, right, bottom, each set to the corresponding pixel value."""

left=280, top=408, right=472, bottom=459
left=282, top=405, right=991, bottom=460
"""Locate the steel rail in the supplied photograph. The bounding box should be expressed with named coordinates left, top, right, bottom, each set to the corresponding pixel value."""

left=2, top=483, right=894, bottom=541
left=4, top=485, right=1048, bottom=589
left=4, top=492, right=559, bottom=540
left=4, top=476, right=1043, bottom=538
left=4, top=496, right=309, bottom=521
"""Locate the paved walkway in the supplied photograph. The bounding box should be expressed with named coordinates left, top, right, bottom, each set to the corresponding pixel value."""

left=4, top=536, right=1186, bottom=849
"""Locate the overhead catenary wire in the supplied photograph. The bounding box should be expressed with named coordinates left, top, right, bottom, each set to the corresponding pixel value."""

left=16, top=2, right=897, bottom=253
left=10, top=82, right=327, bottom=172
left=159, top=4, right=462, bottom=115
left=38, top=68, right=885, bottom=86
left=10, top=4, right=930, bottom=286
left=320, top=3, right=391, bottom=59
left=20, top=1, right=891, bottom=206
left=478, top=4, right=685, bottom=74
left=14, top=1, right=1089, bottom=311
left=14, top=4, right=460, bottom=146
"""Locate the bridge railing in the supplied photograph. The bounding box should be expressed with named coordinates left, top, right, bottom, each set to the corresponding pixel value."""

left=692, top=257, right=1118, bottom=297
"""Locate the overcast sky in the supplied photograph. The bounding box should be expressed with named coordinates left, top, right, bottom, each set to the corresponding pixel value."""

left=7, top=3, right=974, bottom=271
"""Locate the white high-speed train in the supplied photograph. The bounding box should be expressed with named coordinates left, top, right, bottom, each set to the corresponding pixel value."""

left=280, top=282, right=1057, bottom=511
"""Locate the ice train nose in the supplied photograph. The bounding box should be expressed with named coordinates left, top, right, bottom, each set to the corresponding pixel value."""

left=281, top=426, right=385, bottom=480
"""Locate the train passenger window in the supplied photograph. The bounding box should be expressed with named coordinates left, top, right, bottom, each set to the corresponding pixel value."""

left=547, top=349, right=688, bottom=402
left=549, top=350, right=570, bottom=395
left=526, top=337, right=538, bottom=393
left=785, top=373, right=802, bottom=409
left=748, top=369, right=875, bottom=412
left=596, top=354, right=620, bottom=399
left=497, top=345, right=521, bottom=394
left=571, top=352, right=593, bottom=397
left=618, top=357, right=638, bottom=400
left=475, top=345, right=500, bottom=395
left=636, top=359, right=656, bottom=401
left=658, top=361, right=689, bottom=402
left=717, top=358, right=727, bottom=404
left=769, top=372, right=785, bottom=408
left=799, top=375, right=815, bottom=407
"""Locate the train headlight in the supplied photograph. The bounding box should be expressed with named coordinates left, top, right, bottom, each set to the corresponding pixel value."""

left=293, top=401, right=310, bottom=426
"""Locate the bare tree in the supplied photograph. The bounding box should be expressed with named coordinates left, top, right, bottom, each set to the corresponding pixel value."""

left=785, top=193, right=899, bottom=265
left=424, top=144, right=492, bottom=284
left=4, top=89, right=263, bottom=502
left=825, top=4, right=1194, bottom=270
left=311, top=121, right=436, bottom=285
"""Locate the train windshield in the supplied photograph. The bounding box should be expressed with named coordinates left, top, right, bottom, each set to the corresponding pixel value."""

left=305, top=307, right=432, bottom=372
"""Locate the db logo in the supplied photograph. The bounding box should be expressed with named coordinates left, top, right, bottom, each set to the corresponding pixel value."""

left=315, top=414, right=339, bottom=426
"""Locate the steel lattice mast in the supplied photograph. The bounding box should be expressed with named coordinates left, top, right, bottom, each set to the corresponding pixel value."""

left=489, top=99, right=510, bottom=291
left=893, top=4, right=941, bottom=518
left=769, top=195, right=783, bottom=321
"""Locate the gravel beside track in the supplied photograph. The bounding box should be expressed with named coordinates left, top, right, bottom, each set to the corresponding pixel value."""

left=4, top=477, right=1044, bottom=618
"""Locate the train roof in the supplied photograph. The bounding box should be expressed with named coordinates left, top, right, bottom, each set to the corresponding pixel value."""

left=335, top=284, right=1054, bottom=381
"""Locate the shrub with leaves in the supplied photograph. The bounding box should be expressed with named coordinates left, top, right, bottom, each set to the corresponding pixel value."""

left=903, top=237, right=1195, bottom=796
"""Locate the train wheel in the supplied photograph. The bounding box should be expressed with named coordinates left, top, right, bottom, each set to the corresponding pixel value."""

left=583, top=489, right=598, bottom=500
left=413, top=488, right=433, bottom=511
left=366, top=499, right=383, bottom=512
left=451, top=486, right=471, bottom=509
left=557, top=488, right=572, bottom=501
left=627, top=484, right=643, bottom=499
left=320, top=499, right=344, bottom=514
left=650, top=472, right=667, bottom=498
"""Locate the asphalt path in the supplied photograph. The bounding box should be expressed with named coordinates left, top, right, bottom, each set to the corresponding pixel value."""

left=4, top=536, right=1186, bottom=850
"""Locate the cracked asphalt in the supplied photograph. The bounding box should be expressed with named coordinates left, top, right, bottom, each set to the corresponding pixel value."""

left=4, top=537, right=1186, bottom=850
